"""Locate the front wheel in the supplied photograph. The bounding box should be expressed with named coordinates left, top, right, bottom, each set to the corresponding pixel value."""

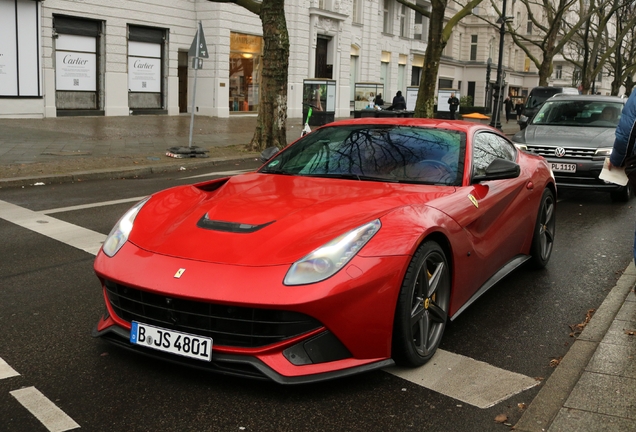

left=610, top=183, right=632, bottom=202
left=529, top=188, right=556, bottom=269
left=392, top=241, right=451, bottom=366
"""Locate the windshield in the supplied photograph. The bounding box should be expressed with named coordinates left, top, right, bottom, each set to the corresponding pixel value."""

left=530, top=100, right=623, bottom=127
left=259, top=125, right=466, bottom=185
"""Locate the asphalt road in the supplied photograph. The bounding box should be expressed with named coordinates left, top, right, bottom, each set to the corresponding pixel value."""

left=0, top=162, right=633, bottom=431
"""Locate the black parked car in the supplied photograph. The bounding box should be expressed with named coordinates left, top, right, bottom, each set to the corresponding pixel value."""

left=518, top=86, right=579, bottom=129
left=512, top=94, right=630, bottom=202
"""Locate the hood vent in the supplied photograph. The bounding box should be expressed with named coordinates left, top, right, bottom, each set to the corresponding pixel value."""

left=197, top=214, right=275, bottom=233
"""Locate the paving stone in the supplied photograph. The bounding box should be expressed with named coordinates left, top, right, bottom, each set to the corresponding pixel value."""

left=564, top=372, right=636, bottom=420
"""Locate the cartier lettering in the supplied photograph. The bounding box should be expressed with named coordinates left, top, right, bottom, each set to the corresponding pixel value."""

left=63, top=55, right=88, bottom=65
left=134, top=60, right=155, bottom=69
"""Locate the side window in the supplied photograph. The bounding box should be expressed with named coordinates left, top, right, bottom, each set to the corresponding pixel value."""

left=472, top=132, right=516, bottom=177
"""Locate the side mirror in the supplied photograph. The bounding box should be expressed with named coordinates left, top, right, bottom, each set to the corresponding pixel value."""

left=260, top=146, right=279, bottom=163
left=473, top=158, right=520, bottom=182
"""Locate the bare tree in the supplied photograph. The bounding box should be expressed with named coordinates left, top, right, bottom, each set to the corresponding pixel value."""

left=395, top=0, right=484, bottom=118
left=607, top=2, right=636, bottom=95
left=562, top=0, right=636, bottom=94
left=479, top=0, right=594, bottom=87
left=208, top=0, right=289, bottom=151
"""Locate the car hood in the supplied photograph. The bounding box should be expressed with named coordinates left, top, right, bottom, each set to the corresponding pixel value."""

left=513, top=125, right=615, bottom=148
left=128, top=173, right=455, bottom=266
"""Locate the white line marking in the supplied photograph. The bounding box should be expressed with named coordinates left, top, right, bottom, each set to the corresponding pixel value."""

left=44, top=197, right=146, bottom=214
left=384, top=349, right=540, bottom=409
left=0, top=200, right=105, bottom=256
left=10, top=387, right=80, bottom=431
left=0, top=357, right=20, bottom=380
left=181, top=169, right=253, bottom=179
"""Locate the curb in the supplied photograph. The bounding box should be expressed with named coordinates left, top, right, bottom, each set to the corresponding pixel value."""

left=514, top=262, right=636, bottom=431
left=0, top=155, right=259, bottom=189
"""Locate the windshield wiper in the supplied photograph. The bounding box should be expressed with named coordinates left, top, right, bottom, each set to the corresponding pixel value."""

left=303, top=173, right=400, bottom=183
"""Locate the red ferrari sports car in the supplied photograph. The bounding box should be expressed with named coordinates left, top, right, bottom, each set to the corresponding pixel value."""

left=93, top=118, right=556, bottom=384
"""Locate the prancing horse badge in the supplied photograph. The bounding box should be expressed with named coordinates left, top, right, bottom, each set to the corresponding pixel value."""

left=468, top=194, right=479, bottom=208
left=174, top=268, right=186, bottom=278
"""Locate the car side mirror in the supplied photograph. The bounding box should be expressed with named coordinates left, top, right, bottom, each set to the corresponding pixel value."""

left=473, top=158, right=520, bottom=182
left=260, top=146, right=280, bottom=163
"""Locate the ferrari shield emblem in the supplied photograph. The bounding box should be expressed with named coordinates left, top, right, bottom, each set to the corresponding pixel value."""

left=468, top=194, right=479, bottom=208
left=174, top=268, right=186, bottom=278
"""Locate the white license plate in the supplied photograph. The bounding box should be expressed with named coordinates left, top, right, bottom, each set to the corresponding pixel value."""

left=130, top=321, right=212, bottom=362
left=550, top=162, right=576, bottom=173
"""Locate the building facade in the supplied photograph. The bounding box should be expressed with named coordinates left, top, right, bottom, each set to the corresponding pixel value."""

left=0, top=0, right=614, bottom=120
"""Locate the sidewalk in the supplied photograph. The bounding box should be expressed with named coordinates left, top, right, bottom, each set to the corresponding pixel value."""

left=0, top=114, right=634, bottom=430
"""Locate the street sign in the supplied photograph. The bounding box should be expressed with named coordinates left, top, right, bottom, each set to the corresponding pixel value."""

left=192, top=58, right=203, bottom=70
left=188, top=22, right=209, bottom=58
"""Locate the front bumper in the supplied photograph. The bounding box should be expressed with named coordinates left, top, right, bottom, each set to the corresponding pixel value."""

left=546, top=158, right=623, bottom=192
left=93, top=322, right=393, bottom=384
left=93, top=241, right=406, bottom=383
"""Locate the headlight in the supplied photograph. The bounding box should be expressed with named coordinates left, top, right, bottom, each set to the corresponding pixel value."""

left=594, top=147, right=612, bottom=157
left=102, top=197, right=150, bottom=257
left=513, top=142, right=527, bottom=151
left=284, top=219, right=381, bottom=285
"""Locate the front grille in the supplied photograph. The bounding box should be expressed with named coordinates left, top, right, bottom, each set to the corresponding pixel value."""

left=104, top=280, right=322, bottom=348
left=526, top=145, right=596, bottom=160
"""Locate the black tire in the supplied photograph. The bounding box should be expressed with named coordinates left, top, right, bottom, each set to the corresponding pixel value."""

left=392, top=241, right=451, bottom=366
left=529, top=188, right=556, bottom=269
left=610, top=183, right=632, bottom=202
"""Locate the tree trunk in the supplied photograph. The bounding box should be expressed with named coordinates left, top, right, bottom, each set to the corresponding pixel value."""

left=537, top=58, right=553, bottom=86
left=249, top=0, right=289, bottom=151
left=414, top=0, right=447, bottom=118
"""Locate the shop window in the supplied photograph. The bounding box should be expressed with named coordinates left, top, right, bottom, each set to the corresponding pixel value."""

left=230, top=32, right=262, bottom=112
left=128, top=25, right=166, bottom=113
left=53, top=15, right=103, bottom=114
left=0, top=0, right=42, bottom=97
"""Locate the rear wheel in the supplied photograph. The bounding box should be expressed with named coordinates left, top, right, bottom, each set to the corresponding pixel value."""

left=529, top=188, right=556, bottom=269
left=392, top=241, right=450, bottom=366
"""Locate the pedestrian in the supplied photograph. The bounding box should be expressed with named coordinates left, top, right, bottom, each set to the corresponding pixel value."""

left=504, top=97, right=514, bottom=123
left=448, top=92, right=459, bottom=120
left=390, top=91, right=406, bottom=110
left=609, top=90, right=636, bottom=261
left=515, top=98, right=524, bottom=120
left=374, top=93, right=384, bottom=107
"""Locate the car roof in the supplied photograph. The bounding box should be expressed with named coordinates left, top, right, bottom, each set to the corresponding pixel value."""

left=320, top=117, right=502, bottom=136
left=547, top=94, right=625, bottom=103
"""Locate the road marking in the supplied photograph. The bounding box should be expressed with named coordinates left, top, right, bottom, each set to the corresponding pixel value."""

left=10, top=387, right=80, bottom=432
left=0, top=200, right=105, bottom=256
left=44, top=197, right=145, bottom=214
left=384, top=349, right=540, bottom=409
left=0, top=357, right=20, bottom=380
left=181, top=168, right=253, bottom=179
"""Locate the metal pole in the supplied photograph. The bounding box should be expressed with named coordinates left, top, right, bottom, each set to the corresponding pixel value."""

left=489, top=0, right=508, bottom=130
left=188, top=22, right=201, bottom=149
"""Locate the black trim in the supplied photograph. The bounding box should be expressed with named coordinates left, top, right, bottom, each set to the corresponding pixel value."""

left=197, top=215, right=275, bottom=233
left=93, top=325, right=394, bottom=385
left=130, top=109, right=168, bottom=116
left=129, top=25, right=165, bottom=44
left=450, top=254, right=530, bottom=320
left=36, top=0, right=40, bottom=97
left=14, top=0, right=20, bottom=96
left=54, top=15, right=100, bottom=37
left=56, top=109, right=105, bottom=117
